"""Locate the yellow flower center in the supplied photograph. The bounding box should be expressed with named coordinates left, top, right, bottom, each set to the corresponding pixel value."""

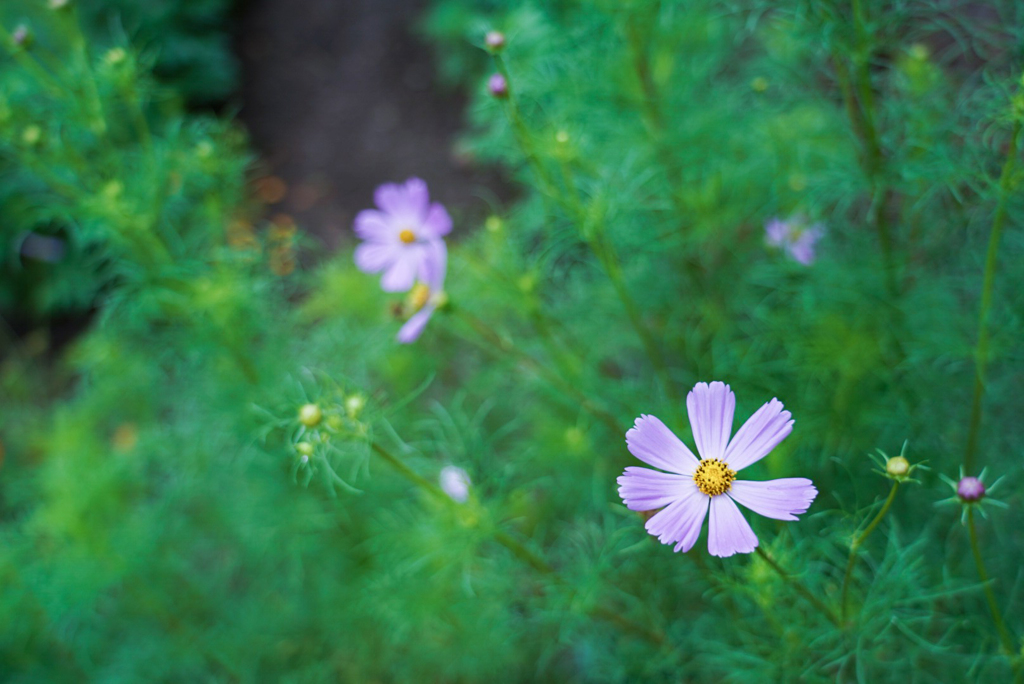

left=408, top=282, right=431, bottom=310
left=398, top=229, right=416, bottom=244
left=693, top=458, right=736, bottom=497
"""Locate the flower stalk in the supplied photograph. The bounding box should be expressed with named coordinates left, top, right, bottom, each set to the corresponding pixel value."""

left=370, top=440, right=667, bottom=646
left=964, top=119, right=1021, bottom=474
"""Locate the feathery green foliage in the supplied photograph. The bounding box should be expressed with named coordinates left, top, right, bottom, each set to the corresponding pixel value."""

left=3, top=0, right=1024, bottom=681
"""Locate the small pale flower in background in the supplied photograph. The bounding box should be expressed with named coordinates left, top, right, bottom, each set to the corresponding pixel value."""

left=354, top=178, right=451, bottom=292
left=765, top=215, right=823, bottom=265
left=617, top=381, right=817, bottom=558
left=439, top=465, right=471, bottom=503
left=488, top=73, right=508, bottom=98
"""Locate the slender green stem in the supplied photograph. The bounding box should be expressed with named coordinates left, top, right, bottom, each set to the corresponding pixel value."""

left=967, top=508, right=1016, bottom=655
left=964, top=120, right=1021, bottom=474
left=754, top=546, right=840, bottom=627
left=370, top=441, right=666, bottom=646
left=831, top=0, right=897, bottom=296
left=840, top=482, right=899, bottom=622
left=491, top=54, right=680, bottom=408
left=453, top=309, right=622, bottom=434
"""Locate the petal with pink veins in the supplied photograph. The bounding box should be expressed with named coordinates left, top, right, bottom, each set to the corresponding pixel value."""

left=625, top=415, right=700, bottom=476
left=617, top=466, right=699, bottom=512
left=643, top=484, right=709, bottom=553
left=707, top=494, right=758, bottom=557
left=728, top=478, right=817, bottom=521
left=686, top=381, right=735, bottom=461
left=723, top=398, right=793, bottom=471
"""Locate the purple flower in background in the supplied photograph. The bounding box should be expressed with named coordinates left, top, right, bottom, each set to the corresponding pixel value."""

left=439, top=465, right=471, bottom=503
left=617, top=382, right=817, bottom=558
left=488, top=73, right=508, bottom=98
left=354, top=178, right=451, bottom=292
left=397, top=239, right=447, bottom=343
left=765, top=215, right=823, bottom=265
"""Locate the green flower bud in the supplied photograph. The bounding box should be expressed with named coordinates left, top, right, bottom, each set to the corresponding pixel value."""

left=885, top=456, right=910, bottom=477
left=298, top=403, right=323, bottom=427
left=295, top=441, right=314, bottom=457
left=344, top=394, right=365, bottom=420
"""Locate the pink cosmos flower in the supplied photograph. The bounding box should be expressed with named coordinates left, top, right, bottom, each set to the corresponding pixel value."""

left=354, top=178, right=452, bottom=292
left=765, top=215, right=823, bottom=265
left=617, top=381, right=817, bottom=558
left=397, top=239, right=447, bottom=343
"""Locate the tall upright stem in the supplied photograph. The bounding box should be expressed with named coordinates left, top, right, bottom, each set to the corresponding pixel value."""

left=491, top=54, right=681, bottom=409
left=966, top=508, right=1015, bottom=655
left=964, top=120, right=1021, bottom=474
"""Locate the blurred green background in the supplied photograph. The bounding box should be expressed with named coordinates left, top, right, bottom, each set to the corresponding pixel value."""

left=2, top=0, right=1023, bottom=681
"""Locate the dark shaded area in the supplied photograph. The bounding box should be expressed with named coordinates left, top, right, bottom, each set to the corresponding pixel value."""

left=236, top=0, right=511, bottom=252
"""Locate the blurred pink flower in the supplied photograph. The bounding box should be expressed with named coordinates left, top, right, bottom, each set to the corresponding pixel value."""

left=765, top=215, right=823, bottom=265
left=354, top=178, right=451, bottom=292
left=397, top=239, right=447, bottom=344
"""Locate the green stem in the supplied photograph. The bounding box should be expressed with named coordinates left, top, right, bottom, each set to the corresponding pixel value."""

left=453, top=309, right=622, bottom=435
left=964, top=120, right=1021, bottom=474
left=967, top=508, right=1016, bottom=655
left=370, top=441, right=666, bottom=646
left=492, top=54, right=680, bottom=409
left=840, top=482, right=899, bottom=622
left=755, top=546, right=840, bottom=627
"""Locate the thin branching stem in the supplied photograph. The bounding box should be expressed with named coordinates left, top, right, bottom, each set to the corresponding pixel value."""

left=369, top=441, right=667, bottom=646
left=966, top=508, right=1016, bottom=656
left=491, top=53, right=681, bottom=410
left=964, top=120, right=1021, bottom=474
left=754, top=546, right=840, bottom=627
left=452, top=308, right=622, bottom=434
left=840, top=482, right=899, bottom=622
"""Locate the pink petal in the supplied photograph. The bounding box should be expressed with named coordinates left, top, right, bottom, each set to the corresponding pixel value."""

left=421, top=203, right=452, bottom=238
left=686, top=382, right=735, bottom=461
left=418, top=239, right=447, bottom=290
left=707, top=495, right=758, bottom=557
left=397, top=305, right=435, bottom=344
left=723, top=398, right=793, bottom=471
left=625, top=414, right=700, bottom=476
left=375, top=178, right=429, bottom=221
left=354, top=241, right=398, bottom=274
left=354, top=209, right=395, bottom=242
left=379, top=247, right=423, bottom=292
left=643, top=482, right=708, bottom=553
left=617, top=466, right=698, bottom=511
left=729, top=478, right=817, bottom=521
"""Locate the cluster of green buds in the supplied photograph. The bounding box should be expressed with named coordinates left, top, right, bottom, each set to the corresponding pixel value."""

left=285, top=390, right=369, bottom=494
left=869, top=441, right=926, bottom=484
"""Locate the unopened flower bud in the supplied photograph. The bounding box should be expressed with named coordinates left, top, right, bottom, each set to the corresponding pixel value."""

left=344, top=394, right=366, bottom=419
left=488, top=73, right=508, bottom=98
left=886, top=456, right=910, bottom=477
left=12, top=25, right=32, bottom=48
left=485, top=31, right=505, bottom=51
left=48, top=0, right=71, bottom=10
left=439, top=465, right=471, bottom=503
left=957, top=476, right=985, bottom=503
left=103, top=47, right=127, bottom=66
left=298, top=403, right=322, bottom=427
left=750, top=76, right=769, bottom=92
left=485, top=216, right=503, bottom=233
left=22, top=125, right=41, bottom=146
left=295, top=441, right=314, bottom=457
